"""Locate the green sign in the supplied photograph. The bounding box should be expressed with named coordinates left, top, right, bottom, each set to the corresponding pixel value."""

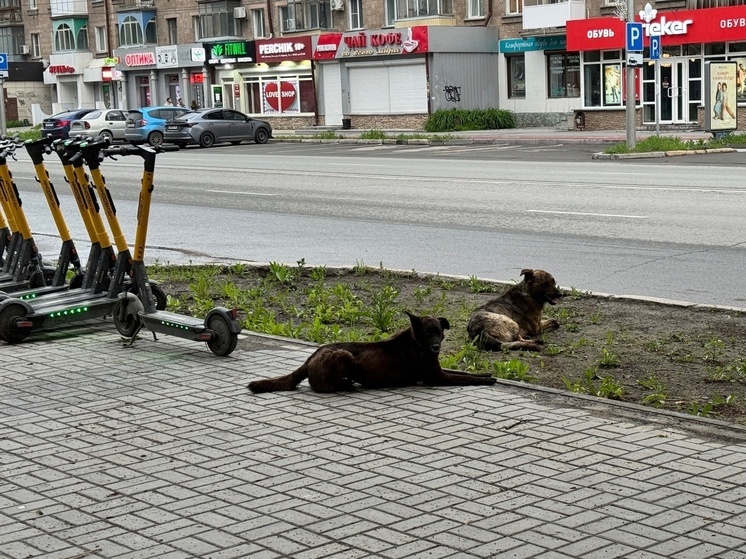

left=499, top=36, right=566, bottom=53
left=211, top=42, right=247, bottom=58
left=205, top=40, right=255, bottom=64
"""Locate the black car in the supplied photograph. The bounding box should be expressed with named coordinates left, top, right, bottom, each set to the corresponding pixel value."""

left=41, top=109, right=96, bottom=139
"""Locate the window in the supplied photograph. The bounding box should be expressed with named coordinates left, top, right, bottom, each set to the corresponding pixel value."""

left=54, top=23, right=75, bottom=51
left=167, top=18, right=177, bottom=44
left=508, top=55, right=525, bottom=98
left=396, top=0, right=453, bottom=17
left=28, top=0, right=37, bottom=9
left=468, top=0, right=485, bottom=18
left=31, top=33, right=40, bottom=57
left=95, top=26, right=106, bottom=53
left=385, top=0, right=398, bottom=25
left=547, top=52, right=580, bottom=98
left=507, top=0, right=522, bottom=15
left=197, top=1, right=239, bottom=39
left=245, top=75, right=314, bottom=114
left=0, top=27, right=23, bottom=55
left=251, top=9, right=265, bottom=38
left=280, top=0, right=331, bottom=32
left=583, top=50, right=624, bottom=107
left=120, top=15, right=143, bottom=46
left=349, top=0, right=363, bottom=29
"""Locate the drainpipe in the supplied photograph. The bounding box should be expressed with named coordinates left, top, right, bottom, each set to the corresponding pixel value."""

left=266, top=0, right=275, bottom=37
left=482, top=0, right=493, bottom=26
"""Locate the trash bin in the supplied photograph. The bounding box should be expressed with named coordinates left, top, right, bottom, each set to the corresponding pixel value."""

left=342, top=118, right=351, bottom=130
left=573, top=110, right=585, bottom=131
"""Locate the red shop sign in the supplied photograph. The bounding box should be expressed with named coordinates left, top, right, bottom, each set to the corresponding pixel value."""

left=49, top=65, right=76, bottom=74
left=568, top=5, right=746, bottom=51
left=256, top=36, right=312, bottom=62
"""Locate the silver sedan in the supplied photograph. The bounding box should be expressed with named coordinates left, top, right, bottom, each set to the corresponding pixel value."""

left=164, top=108, right=273, bottom=148
left=69, top=109, right=128, bottom=142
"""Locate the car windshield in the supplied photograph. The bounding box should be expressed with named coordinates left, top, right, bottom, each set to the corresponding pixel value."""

left=50, top=111, right=77, bottom=119
left=174, top=112, right=203, bottom=121
left=128, top=111, right=144, bottom=119
left=84, top=110, right=102, bottom=119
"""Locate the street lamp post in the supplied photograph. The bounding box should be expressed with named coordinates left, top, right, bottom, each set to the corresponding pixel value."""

left=626, top=0, right=637, bottom=149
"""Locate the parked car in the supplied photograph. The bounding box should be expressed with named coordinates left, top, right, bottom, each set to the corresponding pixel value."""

left=164, top=108, right=273, bottom=148
left=41, top=109, right=96, bottom=139
left=125, top=106, right=190, bottom=146
left=69, top=109, right=129, bottom=142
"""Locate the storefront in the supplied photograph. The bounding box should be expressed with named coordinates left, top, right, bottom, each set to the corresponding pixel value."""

left=43, top=52, right=96, bottom=113
left=498, top=36, right=580, bottom=127
left=83, top=57, right=123, bottom=110
left=114, top=44, right=206, bottom=110
left=567, top=5, right=746, bottom=130
left=314, top=26, right=498, bottom=129
left=202, top=39, right=255, bottom=112
left=243, top=36, right=316, bottom=128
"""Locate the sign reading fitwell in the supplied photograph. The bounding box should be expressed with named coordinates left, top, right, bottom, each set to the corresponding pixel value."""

left=204, top=40, right=255, bottom=65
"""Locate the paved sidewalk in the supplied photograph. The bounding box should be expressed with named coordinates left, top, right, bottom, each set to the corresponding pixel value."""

left=2, top=322, right=746, bottom=559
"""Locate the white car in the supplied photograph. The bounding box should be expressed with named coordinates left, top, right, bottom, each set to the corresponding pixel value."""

left=69, top=109, right=128, bottom=142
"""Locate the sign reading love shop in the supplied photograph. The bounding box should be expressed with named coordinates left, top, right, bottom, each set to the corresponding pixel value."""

left=263, top=79, right=299, bottom=114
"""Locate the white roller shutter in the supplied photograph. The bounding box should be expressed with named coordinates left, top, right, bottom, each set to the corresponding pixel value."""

left=348, top=60, right=427, bottom=114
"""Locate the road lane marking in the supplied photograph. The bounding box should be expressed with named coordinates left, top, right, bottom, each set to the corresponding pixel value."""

left=207, top=190, right=277, bottom=196
left=527, top=210, right=648, bottom=219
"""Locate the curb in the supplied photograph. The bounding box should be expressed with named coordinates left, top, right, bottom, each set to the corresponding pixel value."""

left=592, top=147, right=736, bottom=159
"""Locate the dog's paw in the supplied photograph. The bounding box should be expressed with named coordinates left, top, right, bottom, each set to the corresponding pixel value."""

left=545, top=318, right=560, bottom=330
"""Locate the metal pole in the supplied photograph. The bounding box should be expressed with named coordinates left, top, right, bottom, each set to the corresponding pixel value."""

left=626, top=0, right=636, bottom=149
left=655, top=58, right=660, bottom=135
left=0, top=78, right=6, bottom=137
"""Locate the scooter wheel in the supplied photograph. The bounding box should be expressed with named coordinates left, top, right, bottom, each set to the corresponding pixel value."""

left=151, top=283, right=168, bottom=311
left=206, top=314, right=238, bottom=357
left=113, top=298, right=141, bottom=338
left=0, top=303, right=31, bottom=344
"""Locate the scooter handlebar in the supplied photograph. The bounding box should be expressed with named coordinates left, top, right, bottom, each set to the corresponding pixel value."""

left=104, top=144, right=179, bottom=158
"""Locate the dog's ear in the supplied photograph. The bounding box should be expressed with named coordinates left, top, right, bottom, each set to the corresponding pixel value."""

left=405, top=311, right=419, bottom=326
left=439, top=317, right=450, bottom=331
left=520, top=269, right=534, bottom=280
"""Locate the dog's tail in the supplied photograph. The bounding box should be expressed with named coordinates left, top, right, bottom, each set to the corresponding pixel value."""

left=248, top=364, right=309, bottom=393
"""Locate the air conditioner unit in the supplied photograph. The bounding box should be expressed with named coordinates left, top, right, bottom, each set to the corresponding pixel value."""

left=233, top=6, right=247, bottom=19
left=331, top=0, right=345, bottom=11
left=19, top=44, right=30, bottom=55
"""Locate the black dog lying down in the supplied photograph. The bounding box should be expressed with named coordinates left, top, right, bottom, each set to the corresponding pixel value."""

left=248, top=312, right=496, bottom=393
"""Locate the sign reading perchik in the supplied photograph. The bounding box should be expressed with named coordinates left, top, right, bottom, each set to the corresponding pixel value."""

left=313, top=27, right=429, bottom=60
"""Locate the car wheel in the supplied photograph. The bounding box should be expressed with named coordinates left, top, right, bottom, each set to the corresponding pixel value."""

left=148, top=131, right=164, bottom=147
left=199, top=132, right=215, bottom=148
left=255, top=128, right=270, bottom=144
left=100, top=130, right=114, bottom=142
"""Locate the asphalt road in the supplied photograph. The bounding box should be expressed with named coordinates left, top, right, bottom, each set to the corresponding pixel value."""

left=9, top=141, right=746, bottom=308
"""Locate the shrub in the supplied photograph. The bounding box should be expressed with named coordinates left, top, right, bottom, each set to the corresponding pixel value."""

left=424, top=108, right=516, bottom=132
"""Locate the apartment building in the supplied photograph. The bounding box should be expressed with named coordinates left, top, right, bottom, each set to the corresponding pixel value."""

left=14, top=0, right=746, bottom=130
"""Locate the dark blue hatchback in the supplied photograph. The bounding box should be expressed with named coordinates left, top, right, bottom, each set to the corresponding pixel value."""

left=41, top=109, right=96, bottom=139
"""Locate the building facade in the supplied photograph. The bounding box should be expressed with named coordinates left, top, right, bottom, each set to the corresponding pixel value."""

left=20, top=0, right=746, bottom=131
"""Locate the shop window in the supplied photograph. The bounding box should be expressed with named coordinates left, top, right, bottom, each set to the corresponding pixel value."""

left=396, top=0, right=453, bottom=18
left=508, top=55, right=525, bottom=98
left=197, top=0, right=239, bottom=39
left=583, top=50, right=624, bottom=107
left=349, top=0, right=364, bottom=29
left=468, top=0, right=485, bottom=18
left=506, top=0, right=522, bottom=15
left=547, top=52, right=580, bottom=98
left=251, top=9, right=265, bottom=38
left=244, top=75, right=315, bottom=115
left=280, top=0, right=331, bottom=32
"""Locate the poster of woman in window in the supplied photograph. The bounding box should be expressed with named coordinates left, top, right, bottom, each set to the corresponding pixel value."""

left=603, top=64, right=621, bottom=106
left=707, top=61, right=737, bottom=132
left=735, top=58, right=746, bottom=102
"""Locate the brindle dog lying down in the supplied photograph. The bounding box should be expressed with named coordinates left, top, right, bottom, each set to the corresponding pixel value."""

left=467, top=269, right=563, bottom=351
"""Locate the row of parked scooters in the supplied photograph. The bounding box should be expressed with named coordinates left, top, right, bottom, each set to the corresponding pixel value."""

left=0, top=135, right=241, bottom=356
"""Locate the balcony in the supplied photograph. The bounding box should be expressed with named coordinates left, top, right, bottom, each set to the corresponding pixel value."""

left=0, top=8, right=22, bottom=24
left=112, top=0, right=155, bottom=9
left=522, top=0, right=585, bottom=30
left=50, top=0, right=88, bottom=17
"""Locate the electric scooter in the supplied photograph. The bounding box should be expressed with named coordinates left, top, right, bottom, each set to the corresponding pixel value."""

left=109, top=144, right=240, bottom=356
left=0, top=137, right=84, bottom=298
left=0, top=138, right=49, bottom=289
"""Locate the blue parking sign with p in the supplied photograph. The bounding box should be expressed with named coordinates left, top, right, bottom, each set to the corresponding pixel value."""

left=0, top=53, right=7, bottom=71
left=626, top=22, right=643, bottom=52
left=649, top=35, right=661, bottom=60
